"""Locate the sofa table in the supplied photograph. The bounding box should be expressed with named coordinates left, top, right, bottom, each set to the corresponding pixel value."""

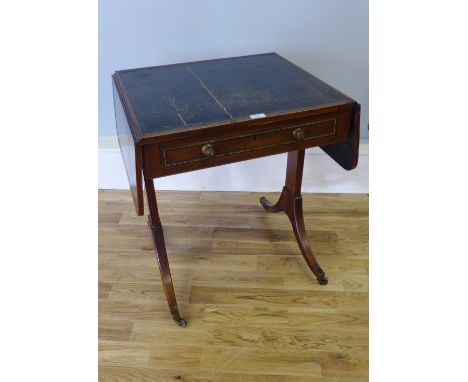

left=112, top=53, right=360, bottom=327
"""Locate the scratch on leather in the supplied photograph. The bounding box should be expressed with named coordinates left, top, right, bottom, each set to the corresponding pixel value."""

left=170, top=97, right=187, bottom=127
left=185, top=64, right=234, bottom=120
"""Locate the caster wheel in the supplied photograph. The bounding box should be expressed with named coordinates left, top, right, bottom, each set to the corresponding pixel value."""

left=317, top=274, right=328, bottom=285
left=259, top=196, right=269, bottom=210
left=175, top=318, right=187, bottom=328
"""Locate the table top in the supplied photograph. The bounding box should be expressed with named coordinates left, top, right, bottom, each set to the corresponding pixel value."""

left=114, top=53, right=354, bottom=138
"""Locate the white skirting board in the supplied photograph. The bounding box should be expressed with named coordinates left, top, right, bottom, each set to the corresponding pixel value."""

left=98, top=137, right=368, bottom=193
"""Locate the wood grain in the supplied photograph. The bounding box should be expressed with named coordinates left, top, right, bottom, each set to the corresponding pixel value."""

left=204, top=305, right=289, bottom=326
left=99, top=190, right=368, bottom=381
left=189, top=286, right=338, bottom=308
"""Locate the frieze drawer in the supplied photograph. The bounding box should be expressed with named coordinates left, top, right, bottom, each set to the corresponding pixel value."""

left=161, top=117, right=337, bottom=168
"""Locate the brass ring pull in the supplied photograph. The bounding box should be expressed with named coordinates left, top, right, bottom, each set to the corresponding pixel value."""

left=293, top=127, right=306, bottom=140
left=201, top=144, right=215, bottom=157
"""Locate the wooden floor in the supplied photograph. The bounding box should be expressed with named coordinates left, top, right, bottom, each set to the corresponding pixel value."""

left=99, top=190, right=369, bottom=381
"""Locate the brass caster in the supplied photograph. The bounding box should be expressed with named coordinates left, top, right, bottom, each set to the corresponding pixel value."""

left=259, top=196, right=269, bottom=209
left=317, top=274, right=328, bottom=285
left=175, top=318, right=187, bottom=328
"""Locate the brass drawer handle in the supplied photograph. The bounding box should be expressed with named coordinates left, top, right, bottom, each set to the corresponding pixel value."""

left=293, top=127, right=306, bottom=140
left=201, top=144, right=215, bottom=157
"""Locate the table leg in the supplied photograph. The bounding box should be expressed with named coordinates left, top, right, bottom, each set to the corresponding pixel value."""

left=260, top=150, right=328, bottom=285
left=144, top=177, right=187, bottom=327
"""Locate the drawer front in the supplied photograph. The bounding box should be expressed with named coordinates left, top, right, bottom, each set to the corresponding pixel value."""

left=162, top=117, right=337, bottom=168
left=142, top=108, right=354, bottom=178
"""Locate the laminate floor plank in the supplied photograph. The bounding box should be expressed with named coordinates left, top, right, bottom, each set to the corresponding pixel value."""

left=189, top=286, right=338, bottom=309
left=119, top=211, right=252, bottom=229
left=99, top=318, right=135, bottom=341
left=99, top=340, right=152, bottom=367
left=204, top=304, right=289, bottom=326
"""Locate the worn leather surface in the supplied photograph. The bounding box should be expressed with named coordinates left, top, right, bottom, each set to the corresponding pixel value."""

left=116, top=53, right=353, bottom=135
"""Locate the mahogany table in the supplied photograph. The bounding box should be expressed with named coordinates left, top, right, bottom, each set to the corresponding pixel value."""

left=112, top=53, right=360, bottom=327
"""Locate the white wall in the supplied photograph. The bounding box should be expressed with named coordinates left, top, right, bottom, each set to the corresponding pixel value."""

left=99, top=0, right=368, bottom=138
left=98, top=0, right=369, bottom=193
